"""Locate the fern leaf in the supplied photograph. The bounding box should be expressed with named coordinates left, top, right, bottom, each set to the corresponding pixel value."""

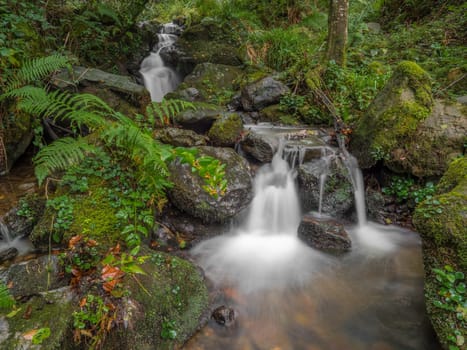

left=33, top=137, right=97, bottom=185
left=5, top=54, right=71, bottom=92
left=0, top=282, right=15, bottom=310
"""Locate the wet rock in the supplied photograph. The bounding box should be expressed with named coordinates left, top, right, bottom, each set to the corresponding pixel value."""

left=173, top=63, right=242, bottom=105
left=366, top=22, right=381, bottom=34
left=239, top=131, right=279, bottom=163
left=5, top=255, right=69, bottom=298
left=169, top=146, right=253, bottom=223
left=212, top=305, right=236, bottom=327
left=207, top=113, right=243, bottom=147
left=0, top=247, right=18, bottom=264
left=241, top=77, right=290, bottom=111
left=2, top=195, right=45, bottom=239
left=155, top=127, right=208, bottom=147
left=297, top=158, right=354, bottom=218
left=298, top=214, right=351, bottom=253
left=174, top=105, right=223, bottom=134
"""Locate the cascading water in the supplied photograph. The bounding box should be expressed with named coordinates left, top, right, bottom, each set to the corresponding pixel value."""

left=139, top=23, right=181, bottom=102
left=188, top=128, right=437, bottom=349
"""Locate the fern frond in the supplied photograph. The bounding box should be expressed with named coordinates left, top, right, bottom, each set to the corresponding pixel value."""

left=5, top=54, right=71, bottom=92
left=33, top=137, right=97, bottom=185
left=146, top=99, right=195, bottom=125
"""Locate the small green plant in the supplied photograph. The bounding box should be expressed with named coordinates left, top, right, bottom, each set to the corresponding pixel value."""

left=32, top=327, right=51, bottom=345
left=432, top=265, right=467, bottom=350
left=161, top=319, right=177, bottom=340
left=383, top=176, right=437, bottom=208
left=16, top=197, right=33, bottom=219
left=382, top=176, right=414, bottom=202
left=47, top=195, right=74, bottom=242
left=0, top=282, right=15, bottom=311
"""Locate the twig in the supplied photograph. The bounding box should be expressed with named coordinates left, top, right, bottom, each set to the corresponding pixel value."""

left=435, top=73, right=466, bottom=96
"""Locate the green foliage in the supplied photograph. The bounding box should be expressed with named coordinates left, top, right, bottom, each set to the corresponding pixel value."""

left=140, top=99, right=196, bottom=130
left=161, top=319, right=178, bottom=340
left=34, top=137, right=98, bottom=186
left=0, top=282, right=15, bottom=311
left=3, top=54, right=71, bottom=92
left=432, top=265, right=467, bottom=350
left=16, top=197, right=34, bottom=219
left=32, top=327, right=51, bottom=345
left=47, top=195, right=74, bottom=243
left=382, top=176, right=436, bottom=208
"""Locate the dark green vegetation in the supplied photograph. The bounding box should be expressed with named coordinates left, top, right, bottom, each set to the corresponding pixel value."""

left=0, top=0, right=466, bottom=349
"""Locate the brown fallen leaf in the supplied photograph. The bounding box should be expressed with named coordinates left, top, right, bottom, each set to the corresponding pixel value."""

left=23, top=329, right=38, bottom=340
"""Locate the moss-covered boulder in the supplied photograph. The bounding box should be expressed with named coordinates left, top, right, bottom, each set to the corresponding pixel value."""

left=173, top=105, right=224, bottom=134
left=155, top=127, right=208, bottom=147
left=350, top=61, right=433, bottom=171
left=102, top=252, right=209, bottom=350
left=168, top=146, right=253, bottom=223
left=207, top=113, right=243, bottom=147
left=241, top=76, right=291, bottom=112
left=259, top=104, right=299, bottom=125
left=0, top=287, right=76, bottom=350
left=175, top=18, right=243, bottom=67
left=413, top=156, right=467, bottom=349
left=386, top=100, right=467, bottom=177
left=172, top=63, right=242, bottom=105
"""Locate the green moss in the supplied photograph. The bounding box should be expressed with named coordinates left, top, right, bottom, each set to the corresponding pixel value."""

left=413, top=157, right=467, bottom=349
left=104, top=252, right=209, bottom=349
left=66, top=187, right=120, bottom=245
left=207, top=112, right=243, bottom=146
left=2, top=289, right=75, bottom=349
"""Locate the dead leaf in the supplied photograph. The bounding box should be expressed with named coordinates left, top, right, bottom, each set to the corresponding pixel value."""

left=69, top=235, right=82, bottom=249
left=23, top=305, right=32, bottom=319
left=23, top=329, right=38, bottom=340
left=79, top=297, right=87, bottom=308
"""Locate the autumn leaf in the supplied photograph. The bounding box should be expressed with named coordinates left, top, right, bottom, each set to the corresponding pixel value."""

left=69, top=235, right=83, bottom=249
left=101, top=265, right=124, bottom=281
left=23, top=329, right=38, bottom=340
left=79, top=297, right=87, bottom=308
left=103, top=279, right=118, bottom=293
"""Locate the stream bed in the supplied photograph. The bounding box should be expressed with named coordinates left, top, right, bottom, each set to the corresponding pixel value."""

left=186, top=223, right=439, bottom=350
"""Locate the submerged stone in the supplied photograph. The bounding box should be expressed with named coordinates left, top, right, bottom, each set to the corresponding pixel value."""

left=297, top=214, right=351, bottom=254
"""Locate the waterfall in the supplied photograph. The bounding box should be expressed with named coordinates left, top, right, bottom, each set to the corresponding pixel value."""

left=191, top=141, right=327, bottom=293
left=0, top=220, right=12, bottom=244
left=140, top=23, right=181, bottom=102
left=245, top=142, right=301, bottom=235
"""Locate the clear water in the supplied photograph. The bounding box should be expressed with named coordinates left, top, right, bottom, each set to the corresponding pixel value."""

left=187, top=144, right=439, bottom=349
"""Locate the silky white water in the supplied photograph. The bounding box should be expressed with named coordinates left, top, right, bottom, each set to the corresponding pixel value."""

left=140, top=24, right=181, bottom=102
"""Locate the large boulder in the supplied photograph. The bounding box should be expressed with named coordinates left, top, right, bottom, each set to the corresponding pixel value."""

left=207, top=112, right=243, bottom=147
left=239, top=131, right=279, bottom=163
left=385, top=100, right=467, bottom=177
left=350, top=61, right=433, bottom=171
left=51, top=66, right=150, bottom=113
left=297, top=214, right=351, bottom=254
left=168, top=146, right=253, bottom=223
left=241, top=77, right=290, bottom=111
left=171, top=18, right=243, bottom=68
left=173, top=105, right=224, bottom=133
left=0, top=252, right=209, bottom=350
left=413, top=157, right=467, bottom=349
left=170, top=63, right=243, bottom=105
left=297, top=158, right=354, bottom=218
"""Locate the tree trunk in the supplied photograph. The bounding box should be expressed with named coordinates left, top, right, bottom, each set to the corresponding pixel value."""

left=326, top=0, right=349, bottom=66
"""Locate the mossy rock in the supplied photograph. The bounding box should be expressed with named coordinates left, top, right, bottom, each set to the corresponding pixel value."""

left=413, top=156, right=467, bottom=349
left=207, top=113, right=243, bottom=147
left=103, top=252, right=209, bottom=350
left=29, top=184, right=120, bottom=251
left=350, top=61, right=433, bottom=171
left=176, top=19, right=243, bottom=67
left=259, top=104, right=299, bottom=125
left=0, top=287, right=76, bottom=350
left=174, top=63, right=242, bottom=105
